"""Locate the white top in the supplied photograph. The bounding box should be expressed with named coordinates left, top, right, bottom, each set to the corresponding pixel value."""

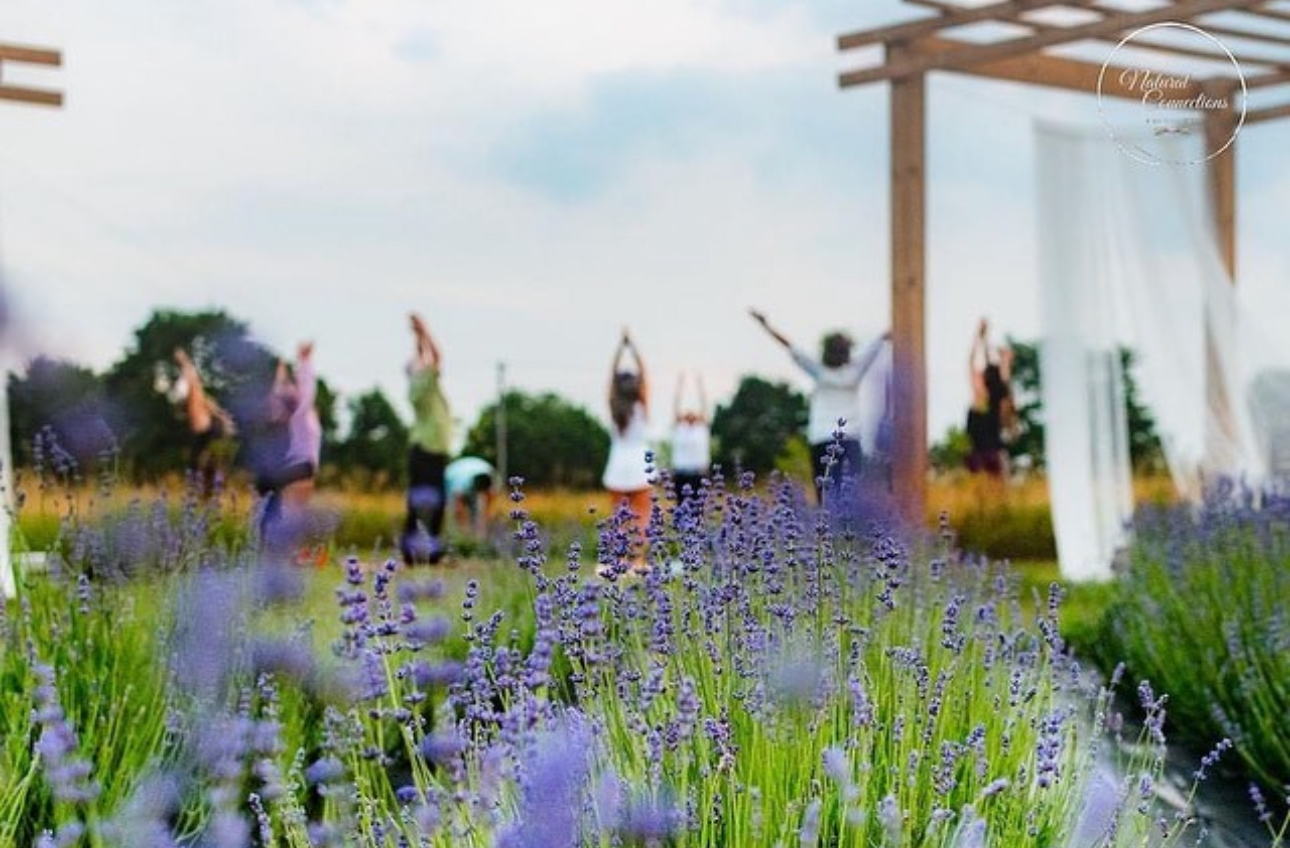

left=790, top=336, right=885, bottom=445
left=670, top=421, right=711, bottom=472
left=602, top=402, right=652, bottom=492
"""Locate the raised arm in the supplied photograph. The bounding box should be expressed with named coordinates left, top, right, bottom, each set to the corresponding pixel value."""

left=749, top=308, right=792, bottom=350
left=969, top=319, right=990, bottom=400
left=673, top=371, right=686, bottom=421
left=630, top=335, right=648, bottom=410
left=854, top=330, right=892, bottom=381
left=410, top=313, right=441, bottom=370
left=174, top=347, right=211, bottom=433
left=696, top=372, right=709, bottom=422
left=293, top=342, right=317, bottom=410
left=998, top=345, right=1014, bottom=385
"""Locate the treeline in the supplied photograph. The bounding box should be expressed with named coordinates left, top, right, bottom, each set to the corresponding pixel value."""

left=10, top=309, right=817, bottom=490
left=12, top=308, right=1159, bottom=489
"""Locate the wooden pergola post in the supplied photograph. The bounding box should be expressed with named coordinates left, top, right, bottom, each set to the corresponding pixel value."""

left=889, top=41, right=928, bottom=524
left=0, top=39, right=62, bottom=600
left=1203, top=78, right=1241, bottom=471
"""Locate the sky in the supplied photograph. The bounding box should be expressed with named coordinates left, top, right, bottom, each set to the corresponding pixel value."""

left=1, top=0, right=1287, bottom=451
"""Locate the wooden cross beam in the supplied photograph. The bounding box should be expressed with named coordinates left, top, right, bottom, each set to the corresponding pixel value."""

left=0, top=41, right=63, bottom=107
left=840, top=0, right=1269, bottom=87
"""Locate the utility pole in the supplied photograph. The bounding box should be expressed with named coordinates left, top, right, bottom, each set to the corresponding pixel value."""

left=495, top=362, right=508, bottom=490
left=0, top=39, right=62, bottom=599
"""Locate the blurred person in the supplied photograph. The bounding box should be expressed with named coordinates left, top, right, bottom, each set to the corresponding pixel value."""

left=670, top=370, right=711, bottom=509
left=256, top=342, right=323, bottom=564
left=445, top=455, right=496, bottom=541
left=602, top=328, right=652, bottom=575
left=750, top=308, right=888, bottom=504
left=965, top=317, right=1015, bottom=480
left=172, top=346, right=237, bottom=499
left=402, top=313, right=451, bottom=566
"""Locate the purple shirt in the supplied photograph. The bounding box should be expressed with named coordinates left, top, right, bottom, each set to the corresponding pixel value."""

left=285, top=358, right=322, bottom=468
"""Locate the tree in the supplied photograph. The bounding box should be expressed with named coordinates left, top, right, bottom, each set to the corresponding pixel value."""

left=332, top=388, right=409, bottom=486
left=1002, top=339, right=1162, bottom=472
left=1119, top=348, right=1165, bottom=472
left=9, top=357, right=115, bottom=473
left=103, top=309, right=279, bottom=479
left=928, top=425, right=971, bottom=475
left=461, top=391, right=609, bottom=489
left=1006, top=340, right=1044, bottom=471
left=710, top=376, right=808, bottom=478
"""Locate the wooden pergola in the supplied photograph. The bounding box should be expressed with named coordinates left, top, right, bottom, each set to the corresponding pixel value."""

left=0, top=40, right=62, bottom=107
left=0, top=38, right=61, bottom=600
left=837, top=0, right=1290, bottom=522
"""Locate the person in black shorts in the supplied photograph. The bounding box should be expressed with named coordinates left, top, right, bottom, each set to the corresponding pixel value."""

left=965, top=318, right=1015, bottom=478
left=402, top=313, right=452, bottom=565
left=173, top=347, right=237, bottom=499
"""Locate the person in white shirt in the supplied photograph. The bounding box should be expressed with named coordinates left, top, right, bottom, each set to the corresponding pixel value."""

left=750, top=309, right=888, bottom=504
left=602, top=328, right=652, bottom=574
left=670, top=371, right=711, bottom=509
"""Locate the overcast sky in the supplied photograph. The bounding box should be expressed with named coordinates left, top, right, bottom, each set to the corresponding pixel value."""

left=1, top=0, right=1287, bottom=450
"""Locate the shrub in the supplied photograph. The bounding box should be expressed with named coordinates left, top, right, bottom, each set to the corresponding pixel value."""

left=1090, top=485, right=1290, bottom=792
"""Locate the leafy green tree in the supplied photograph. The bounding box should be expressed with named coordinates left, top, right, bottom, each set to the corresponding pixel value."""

left=928, top=425, right=971, bottom=475
left=8, top=357, right=115, bottom=471
left=710, top=376, right=808, bottom=477
left=1120, top=348, right=1165, bottom=472
left=1004, top=339, right=1162, bottom=472
left=332, top=388, right=409, bottom=486
left=1006, top=340, right=1045, bottom=471
left=462, top=390, right=609, bottom=489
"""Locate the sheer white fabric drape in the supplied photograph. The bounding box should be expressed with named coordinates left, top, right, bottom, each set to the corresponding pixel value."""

left=1034, top=121, right=1272, bottom=581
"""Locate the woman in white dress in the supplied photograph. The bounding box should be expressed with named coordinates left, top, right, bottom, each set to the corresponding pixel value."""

left=602, top=329, right=652, bottom=573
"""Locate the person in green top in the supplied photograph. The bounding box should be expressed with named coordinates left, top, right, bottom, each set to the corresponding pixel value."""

left=402, top=312, right=452, bottom=565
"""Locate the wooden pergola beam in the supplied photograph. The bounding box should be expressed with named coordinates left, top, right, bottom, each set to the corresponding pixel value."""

left=1245, top=7, right=1290, bottom=26
left=838, top=0, right=1076, bottom=51
left=0, top=43, right=60, bottom=65
left=909, top=34, right=1208, bottom=99
left=1196, top=20, right=1290, bottom=50
left=909, top=0, right=1290, bottom=74
left=840, top=0, right=1267, bottom=87
left=1246, top=69, right=1290, bottom=89
left=1247, top=101, right=1290, bottom=123
left=0, top=41, right=63, bottom=108
left=0, top=84, right=62, bottom=107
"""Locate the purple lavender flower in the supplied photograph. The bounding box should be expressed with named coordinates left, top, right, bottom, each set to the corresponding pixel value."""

left=30, top=664, right=100, bottom=805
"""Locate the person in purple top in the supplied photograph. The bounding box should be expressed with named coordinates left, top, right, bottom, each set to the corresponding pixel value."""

left=256, top=341, right=322, bottom=559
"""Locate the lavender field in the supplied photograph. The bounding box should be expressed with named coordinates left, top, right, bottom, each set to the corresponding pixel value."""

left=1, top=469, right=1283, bottom=847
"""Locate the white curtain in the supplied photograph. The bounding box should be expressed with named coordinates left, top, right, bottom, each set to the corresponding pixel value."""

left=1034, top=121, right=1274, bottom=581
left=1035, top=123, right=1134, bottom=582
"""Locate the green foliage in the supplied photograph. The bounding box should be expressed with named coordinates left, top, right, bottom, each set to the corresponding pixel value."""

left=949, top=502, right=1057, bottom=561
left=710, top=375, right=807, bottom=477
left=461, top=390, right=609, bottom=488
left=8, top=357, right=115, bottom=471
left=1003, top=340, right=1163, bottom=472
left=331, top=388, right=410, bottom=487
left=1090, top=500, right=1290, bottom=791
left=928, top=426, right=970, bottom=474
left=0, top=575, right=172, bottom=847
left=1005, top=340, right=1045, bottom=471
